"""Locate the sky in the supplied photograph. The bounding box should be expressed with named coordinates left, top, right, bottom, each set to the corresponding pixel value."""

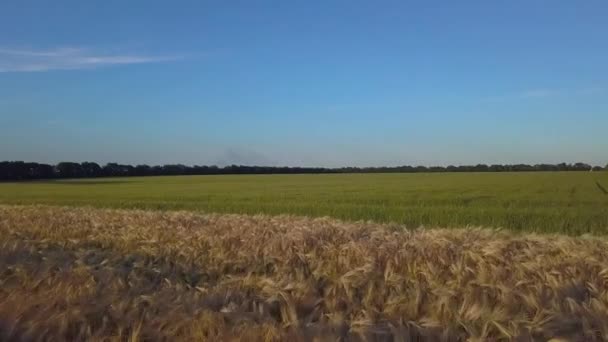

left=0, top=1, right=607, bottom=167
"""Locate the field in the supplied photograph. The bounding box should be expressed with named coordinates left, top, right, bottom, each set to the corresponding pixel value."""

left=2, top=205, right=608, bottom=341
left=1, top=172, right=607, bottom=234
left=2, top=172, right=608, bottom=340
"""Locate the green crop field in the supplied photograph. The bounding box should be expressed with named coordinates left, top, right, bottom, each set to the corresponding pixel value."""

left=1, top=171, right=607, bottom=234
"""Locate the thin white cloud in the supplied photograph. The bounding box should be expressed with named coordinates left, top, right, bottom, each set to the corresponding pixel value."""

left=0, top=47, right=179, bottom=72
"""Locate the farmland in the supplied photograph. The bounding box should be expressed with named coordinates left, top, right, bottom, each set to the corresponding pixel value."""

left=2, top=171, right=608, bottom=340
left=0, top=171, right=607, bottom=234
left=2, top=205, right=608, bottom=341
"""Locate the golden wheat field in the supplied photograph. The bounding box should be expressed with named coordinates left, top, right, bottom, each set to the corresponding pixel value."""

left=2, top=205, right=608, bottom=341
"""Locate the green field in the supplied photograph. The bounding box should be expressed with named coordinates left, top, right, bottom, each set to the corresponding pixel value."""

left=1, top=172, right=607, bottom=234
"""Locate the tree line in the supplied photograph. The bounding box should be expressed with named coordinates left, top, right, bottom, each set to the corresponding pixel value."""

left=0, top=161, right=605, bottom=181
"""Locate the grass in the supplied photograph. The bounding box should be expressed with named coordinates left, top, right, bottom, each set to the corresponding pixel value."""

left=2, top=205, right=608, bottom=341
left=1, top=172, right=607, bottom=234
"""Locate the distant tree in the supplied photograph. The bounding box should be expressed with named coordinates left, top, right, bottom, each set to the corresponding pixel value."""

left=81, top=162, right=102, bottom=177
left=134, top=165, right=152, bottom=176
left=31, top=163, right=55, bottom=179
left=510, top=164, right=534, bottom=172
left=103, top=163, right=122, bottom=177
left=124, top=164, right=136, bottom=176
left=102, top=163, right=135, bottom=177
left=0, top=162, right=8, bottom=180
left=1, top=160, right=607, bottom=181
left=162, top=164, right=188, bottom=175
left=573, top=162, right=592, bottom=171
left=473, top=164, right=489, bottom=172
left=56, top=162, right=84, bottom=178
left=533, top=164, right=554, bottom=171
left=0, top=161, right=27, bottom=180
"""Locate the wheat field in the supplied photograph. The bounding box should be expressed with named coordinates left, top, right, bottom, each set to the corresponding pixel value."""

left=1, top=172, right=608, bottom=235
left=1, top=205, right=608, bottom=341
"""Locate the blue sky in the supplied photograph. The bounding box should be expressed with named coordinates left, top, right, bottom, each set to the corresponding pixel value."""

left=0, top=1, right=606, bottom=167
